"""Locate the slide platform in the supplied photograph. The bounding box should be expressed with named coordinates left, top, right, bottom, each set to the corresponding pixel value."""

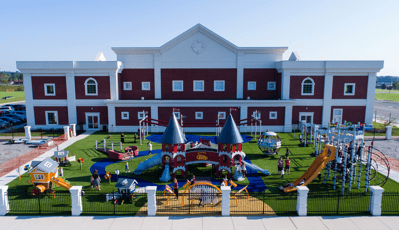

left=283, top=144, right=336, bottom=193
left=243, top=161, right=271, bottom=175
left=133, top=153, right=162, bottom=175
left=51, top=177, right=72, bottom=190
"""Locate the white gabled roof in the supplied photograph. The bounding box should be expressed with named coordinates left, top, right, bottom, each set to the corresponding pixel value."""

left=289, top=52, right=301, bottom=61
left=94, top=52, right=107, bottom=61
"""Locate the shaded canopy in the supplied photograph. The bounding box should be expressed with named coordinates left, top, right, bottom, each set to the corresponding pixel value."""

left=217, top=114, right=243, bottom=144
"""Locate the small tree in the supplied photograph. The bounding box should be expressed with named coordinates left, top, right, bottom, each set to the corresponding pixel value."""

left=381, top=83, right=387, bottom=89
left=393, top=81, right=399, bottom=90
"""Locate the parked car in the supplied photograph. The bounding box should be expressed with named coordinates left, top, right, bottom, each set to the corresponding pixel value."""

left=3, top=114, right=25, bottom=122
left=0, top=119, right=9, bottom=128
left=0, top=106, right=13, bottom=113
left=9, top=111, right=26, bottom=119
left=0, top=116, right=20, bottom=124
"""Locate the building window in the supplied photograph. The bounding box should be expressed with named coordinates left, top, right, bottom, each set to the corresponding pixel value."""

left=123, top=82, right=132, bottom=90
left=301, top=77, right=315, bottom=95
left=214, top=80, right=225, bottom=91
left=253, top=111, right=261, bottom=120
left=299, top=112, right=314, bottom=124
left=193, top=80, right=204, bottom=91
left=247, top=81, right=256, bottom=90
left=174, top=112, right=180, bottom=119
left=34, top=174, right=44, bottom=180
left=45, top=111, right=58, bottom=125
left=344, top=83, right=355, bottom=96
left=218, top=112, right=226, bottom=119
left=138, top=112, right=148, bottom=119
left=121, top=112, right=129, bottom=120
left=44, top=84, right=56, bottom=96
left=142, top=82, right=150, bottom=91
left=195, top=112, right=203, bottom=119
left=267, top=82, right=276, bottom=90
left=269, top=111, right=277, bottom=119
left=173, top=81, right=183, bottom=91
left=332, top=109, right=343, bottom=124
left=85, top=78, right=98, bottom=96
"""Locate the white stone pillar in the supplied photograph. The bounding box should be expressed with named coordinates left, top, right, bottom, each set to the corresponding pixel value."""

left=221, top=186, right=231, bottom=216
left=236, top=52, right=244, bottom=99
left=369, top=186, right=384, bottom=216
left=386, top=126, right=392, bottom=140
left=108, top=106, right=116, bottom=133
left=70, top=124, right=76, bottom=137
left=240, top=105, right=248, bottom=132
left=154, top=53, right=162, bottom=99
left=296, top=186, right=309, bottom=216
left=365, top=72, right=377, bottom=125
left=70, top=186, right=82, bottom=216
left=24, top=126, right=31, bottom=141
left=66, top=73, right=77, bottom=124
left=150, top=106, right=158, bottom=132
left=284, top=105, right=293, bottom=132
left=0, top=186, right=9, bottom=215
left=146, top=186, right=157, bottom=216
left=322, top=72, right=333, bottom=128
left=63, top=126, right=70, bottom=140
left=110, top=71, right=119, bottom=101
left=281, top=71, right=291, bottom=100
left=23, top=74, right=35, bottom=126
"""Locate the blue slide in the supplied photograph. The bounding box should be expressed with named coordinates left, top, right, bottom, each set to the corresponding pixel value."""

left=244, top=161, right=271, bottom=175
left=133, top=153, right=162, bottom=175
left=159, top=164, right=171, bottom=182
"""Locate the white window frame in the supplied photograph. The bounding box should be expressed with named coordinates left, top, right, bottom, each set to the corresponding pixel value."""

left=253, top=111, right=261, bottom=120
left=267, top=81, right=276, bottom=90
left=84, top=78, right=98, bottom=96
left=193, top=80, right=204, bottom=92
left=299, top=112, right=314, bottom=124
left=301, top=77, right=315, bottom=96
left=45, top=111, right=58, bottom=125
left=344, top=83, right=355, bottom=96
left=138, top=112, right=145, bottom=119
left=269, top=111, right=277, bottom=119
left=332, top=109, right=343, bottom=124
left=34, top=174, right=44, bottom=180
left=174, top=112, right=180, bottom=119
left=123, top=82, right=132, bottom=91
left=121, top=112, right=129, bottom=120
left=44, top=83, right=56, bottom=96
left=214, top=80, right=225, bottom=91
left=247, top=81, right=256, bottom=91
left=142, top=82, right=150, bottom=91
left=195, top=112, right=203, bottom=120
left=172, top=80, right=184, bottom=92
left=218, top=112, right=226, bottom=119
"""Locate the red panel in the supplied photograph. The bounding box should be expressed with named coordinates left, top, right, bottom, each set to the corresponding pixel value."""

left=243, top=69, right=281, bottom=99
left=119, top=69, right=155, bottom=100
left=31, top=76, right=67, bottom=99
left=247, top=107, right=285, bottom=126
left=161, top=69, right=237, bottom=99
left=158, top=107, right=241, bottom=126
left=76, top=106, right=108, bottom=125
left=290, top=76, right=324, bottom=99
left=185, top=151, right=219, bottom=163
left=75, top=76, right=111, bottom=99
left=115, top=107, right=151, bottom=126
left=34, top=106, right=69, bottom=125
left=292, top=106, right=323, bottom=124
left=331, top=106, right=365, bottom=124
left=332, top=76, right=368, bottom=99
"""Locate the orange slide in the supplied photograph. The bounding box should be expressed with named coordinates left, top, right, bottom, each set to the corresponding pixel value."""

left=283, top=144, right=336, bottom=193
left=51, top=177, right=72, bottom=190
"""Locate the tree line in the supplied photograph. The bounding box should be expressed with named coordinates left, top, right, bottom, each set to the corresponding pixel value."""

left=0, top=72, right=23, bottom=84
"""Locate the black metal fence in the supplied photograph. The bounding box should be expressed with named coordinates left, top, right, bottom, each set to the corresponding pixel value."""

left=81, top=191, right=147, bottom=216
left=7, top=189, right=71, bottom=215
left=381, top=192, right=399, bottom=216
left=156, top=192, right=221, bottom=215
left=307, top=191, right=371, bottom=216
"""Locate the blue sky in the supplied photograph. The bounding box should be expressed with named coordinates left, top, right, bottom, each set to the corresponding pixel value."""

left=1, top=0, right=398, bottom=76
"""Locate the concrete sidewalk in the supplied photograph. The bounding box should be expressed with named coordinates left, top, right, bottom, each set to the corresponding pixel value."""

left=0, top=216, right=398, bottom=230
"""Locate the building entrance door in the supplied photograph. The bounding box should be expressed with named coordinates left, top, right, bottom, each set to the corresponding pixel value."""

left=86, top=113, right=100, bottom=130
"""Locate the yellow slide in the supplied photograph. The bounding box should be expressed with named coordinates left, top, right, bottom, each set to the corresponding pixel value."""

left=51, top=177, right=72, bottom=190
left=283, top=144, right=336, bottom=193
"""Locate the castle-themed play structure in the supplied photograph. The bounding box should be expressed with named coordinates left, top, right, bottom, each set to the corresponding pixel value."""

left=133, top=113, right=270, bottom=182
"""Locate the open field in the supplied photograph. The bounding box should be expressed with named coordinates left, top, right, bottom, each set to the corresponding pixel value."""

left=375, top=93, right=399, bottom=102
left=375, top=89, right=399, bottom=93
left=364, top=122, right=399, bottom=136
left=0, top=91, right=25, bottom=104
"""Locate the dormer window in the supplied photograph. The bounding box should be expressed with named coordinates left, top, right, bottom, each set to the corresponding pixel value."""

left=85, top=78, right=98, bottom=96
left=301, top=77, right=315, bottom=95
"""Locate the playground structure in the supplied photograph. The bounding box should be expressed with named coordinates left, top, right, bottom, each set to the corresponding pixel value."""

left=257, top=131, right=282, bottom=155
left=106, top=178, right=142, bottom=205
left=53, top=150, right=76, bottom=166
left=96, top=138, right=138, bottom=160
left=298, top=122, right=318, bottom=147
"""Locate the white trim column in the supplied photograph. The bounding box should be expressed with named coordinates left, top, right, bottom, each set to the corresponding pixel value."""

left=151, top=106, right=158, bottom=132
left=236, top=52, right=244, bottom=99
left=70, top=186, right=82, bottom=216
left=23, top=74, right=35, bottom=126
left=66, top=73, right=77, bottom=124
left=221, top=186, right=231, bottom=216
left=365, top=72, right=377, bottom=125
left=0, top=186, right=9, bottom=215
left=369, top=186, right=384, bottom=216
left=240, top=105, right=248, bottom=132
left=296, top=186, right=309, bottom=216
left=108, top=105, right=116, bottom=132
left=322, top=72, right=333, bottom=127
left=281, top=71, right=290, bottom=100
left=110, top=71, right=119, bottom=101
left=284, top=105, right=293, bottom=132
left=154, top=53, right=162, bottom=99
left=146, top=186, right=157, bottom=216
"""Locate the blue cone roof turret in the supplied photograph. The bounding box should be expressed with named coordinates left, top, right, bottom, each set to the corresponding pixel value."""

left=217, top=114, right=243, bottom=144
left=161, top=114, right=186, bottom=144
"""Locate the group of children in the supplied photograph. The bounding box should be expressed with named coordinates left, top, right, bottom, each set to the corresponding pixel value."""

left=277, top=148, right=291, bottom=177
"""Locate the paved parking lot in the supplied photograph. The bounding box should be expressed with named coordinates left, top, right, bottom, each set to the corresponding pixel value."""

left=374, top=100, right=399, bottom=126
left=0, top=141, right=38, bottom=165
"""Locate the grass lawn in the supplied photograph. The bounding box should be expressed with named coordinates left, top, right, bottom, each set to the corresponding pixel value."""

left=6, top=131, right=399, bottom=215
left=0, top=91, right=25, bottom=104
left=375, top=89, right=399, bottom=93
left=375, top=93, right=399, bottom=102
left=364, top=122, right=399, bottom=136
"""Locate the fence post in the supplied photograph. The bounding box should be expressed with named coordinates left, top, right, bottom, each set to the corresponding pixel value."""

left=70, top=124, right=76, bottom=137
left=369, top=186, right=384, bottom=216
left=0, top=186, right=9, bottom=215
left=63, top=126, right=70, bottom=140
left=104, top=139, right=106, bottom=149
left=111, top=143, right=114, bottom=151
left=296, top=186, right=309, bottom=216
left=386, top=126, right=392, bottom=140
left=95, top=140, right=98, bottom=150
left=24, top=126, right=31, bottom=141
left=146, top=186, right=157, bottom=216
left=120, top=142, right=122, bottom=152
left=221, top=186, right=231, bottom=216
left=70, top=186, right=83, bottom=216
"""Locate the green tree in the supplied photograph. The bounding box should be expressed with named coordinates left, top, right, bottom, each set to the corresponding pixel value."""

left=381, top=83, right=387, bottom=89
left=393, top=81, right=399, bottom=90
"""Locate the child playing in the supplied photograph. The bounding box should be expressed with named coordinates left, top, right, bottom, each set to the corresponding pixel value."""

left=125, top=162, right=130, bottom=173
left=285, top=156, right=291, bottom=175
left=148, top=141, right=152, bottom=155
left=90, top=176, right=94, bottom=188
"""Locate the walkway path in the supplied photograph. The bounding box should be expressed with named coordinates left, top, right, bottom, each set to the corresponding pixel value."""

left=0, top=216, right=397, bottom=230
